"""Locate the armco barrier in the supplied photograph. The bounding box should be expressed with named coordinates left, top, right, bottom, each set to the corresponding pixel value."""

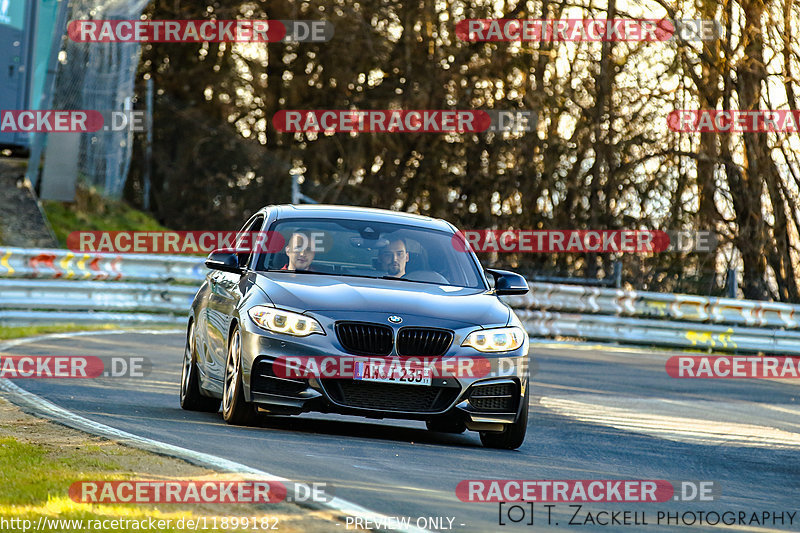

left=518, top=310, right=800, bottom=355
left=1, top=247, right=799, bottom=353
left=0, top=247, right=204, bottom=283
left=0, top=310, right=185, bottom=325
left=503, top=283, right=800, bottom=329
left=0, top=279, right=195, bottom=313
left=0, top=246, right=203, bottom=326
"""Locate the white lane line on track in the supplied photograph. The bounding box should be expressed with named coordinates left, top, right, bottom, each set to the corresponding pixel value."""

left=540, top=395, right=800, bottom=449
left=0, top=329, right=430, bottom=533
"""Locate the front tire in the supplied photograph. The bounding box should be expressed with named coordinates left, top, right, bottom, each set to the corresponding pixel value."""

left=479, top=388, right=528, bottom=449
left=180, top=324, right=221, bottom=412
left=222, top=327, right=257, bottom=425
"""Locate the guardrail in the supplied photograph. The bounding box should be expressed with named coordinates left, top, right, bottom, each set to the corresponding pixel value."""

left=0, top=246, right=201, bottom=326
left=0, top=247, right=203, bottom=283
left=0, top=279, right=194, bottom=313
left=518, top=310, right=800, bottom=354
left=502, top=283, right=800, bottom=330
left=1, top=246, right=798, bottom=354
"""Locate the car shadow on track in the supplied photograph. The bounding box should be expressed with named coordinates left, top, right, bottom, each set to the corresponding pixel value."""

left=177, top=408, right=485, bottom=448
left=259, top=413, right=484, bottom=447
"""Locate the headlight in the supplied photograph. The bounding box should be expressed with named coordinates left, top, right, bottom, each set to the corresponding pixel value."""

left=248, top=306, right=325, bottom=337
left=462, top=326, right=525, bottom=352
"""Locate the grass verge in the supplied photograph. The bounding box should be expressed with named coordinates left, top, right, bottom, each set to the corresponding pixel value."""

left=0, top=331, right=343, bottom=532
left=0, top=324, right=122, bottom=341
left=42, top=186, right=167, bottom=248
left=0, top=415, right=336, bottom=533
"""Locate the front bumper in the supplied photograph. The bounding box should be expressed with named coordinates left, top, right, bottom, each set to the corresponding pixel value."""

left=238, top=318, right=529, bottom=426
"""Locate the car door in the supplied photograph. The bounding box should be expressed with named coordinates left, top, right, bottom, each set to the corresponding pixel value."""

left=204, top=214, right=264, bottom=382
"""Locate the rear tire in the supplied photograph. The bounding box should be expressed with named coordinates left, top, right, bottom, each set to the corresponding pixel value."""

left=222, top=327, right=258, bottom=425
left=479, top=388, right=528, bottom=449
left=180, top=324, right=221, bottom=412
left=426, top=417, right=467, bottom=434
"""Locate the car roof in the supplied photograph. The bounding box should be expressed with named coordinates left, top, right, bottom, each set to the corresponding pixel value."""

left=266, top=204, right=456, bottom=232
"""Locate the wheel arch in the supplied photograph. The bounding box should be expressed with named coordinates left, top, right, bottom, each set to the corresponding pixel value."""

left=227, top=317, right=240, bottom=347
left=226, top=317, right=251, bottom=400
left=185, top=315, right=195, bottom=363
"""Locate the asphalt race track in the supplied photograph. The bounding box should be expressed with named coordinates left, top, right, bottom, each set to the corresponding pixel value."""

left=7, top=331, right=800, bottom=532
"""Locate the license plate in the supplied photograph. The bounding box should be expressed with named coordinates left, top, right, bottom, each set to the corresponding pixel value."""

left=353, top=361, right=432, bottom=386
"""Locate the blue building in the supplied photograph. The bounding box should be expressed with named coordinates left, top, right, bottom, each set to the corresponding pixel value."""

left=0, top=0, right=63, bottom=153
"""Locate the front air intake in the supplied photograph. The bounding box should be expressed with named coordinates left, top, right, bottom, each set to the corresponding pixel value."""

left=396, top=328, right=453, bottom=357
left=335, top=322, right=393, bottom=356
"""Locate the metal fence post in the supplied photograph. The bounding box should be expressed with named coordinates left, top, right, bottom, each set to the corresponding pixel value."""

left=143, top=76, right=153, bottom=210
left=291, top=174, right=300, bottom=204
left=613, top=260, right=622, bottom=288
left=726, top=267, right=737, bottom=298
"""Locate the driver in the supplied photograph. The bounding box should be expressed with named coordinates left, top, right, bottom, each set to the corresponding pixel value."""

left=378, top=238, right=409, bottom=277
left=283, top=231, right=316, bottom=271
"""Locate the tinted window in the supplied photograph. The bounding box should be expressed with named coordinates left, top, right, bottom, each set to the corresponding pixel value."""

left=254, top=218, right=485, bottom=289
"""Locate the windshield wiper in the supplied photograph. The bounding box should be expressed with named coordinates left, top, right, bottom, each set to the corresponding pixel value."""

left=379, top=275, right=470, bottom=288
left=262, top=270, right=460, bottom=287
left=380, top=275, right=450, bottom=287
left=262, top=269, right=376, bottom=279
left=262, top=269, right=339, bottom=275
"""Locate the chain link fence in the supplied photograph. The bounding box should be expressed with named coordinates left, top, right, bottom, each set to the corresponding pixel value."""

left=48, top=0, right=148, bottom=198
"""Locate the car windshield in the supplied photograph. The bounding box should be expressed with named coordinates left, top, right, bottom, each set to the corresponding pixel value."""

left=254, top=218, right=486, bottom=289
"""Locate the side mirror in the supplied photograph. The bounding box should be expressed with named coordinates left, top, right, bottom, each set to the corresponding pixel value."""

left=205, top=250, right=242, bottom=274
left=485, top=268, right=529, bottom=296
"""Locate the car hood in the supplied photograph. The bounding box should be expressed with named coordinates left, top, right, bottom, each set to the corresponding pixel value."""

left=253, top=272, right=510, bottom=327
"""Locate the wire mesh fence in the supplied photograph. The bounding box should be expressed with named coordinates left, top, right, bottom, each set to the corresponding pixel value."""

left=49, top=0, right=148, bottom=198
